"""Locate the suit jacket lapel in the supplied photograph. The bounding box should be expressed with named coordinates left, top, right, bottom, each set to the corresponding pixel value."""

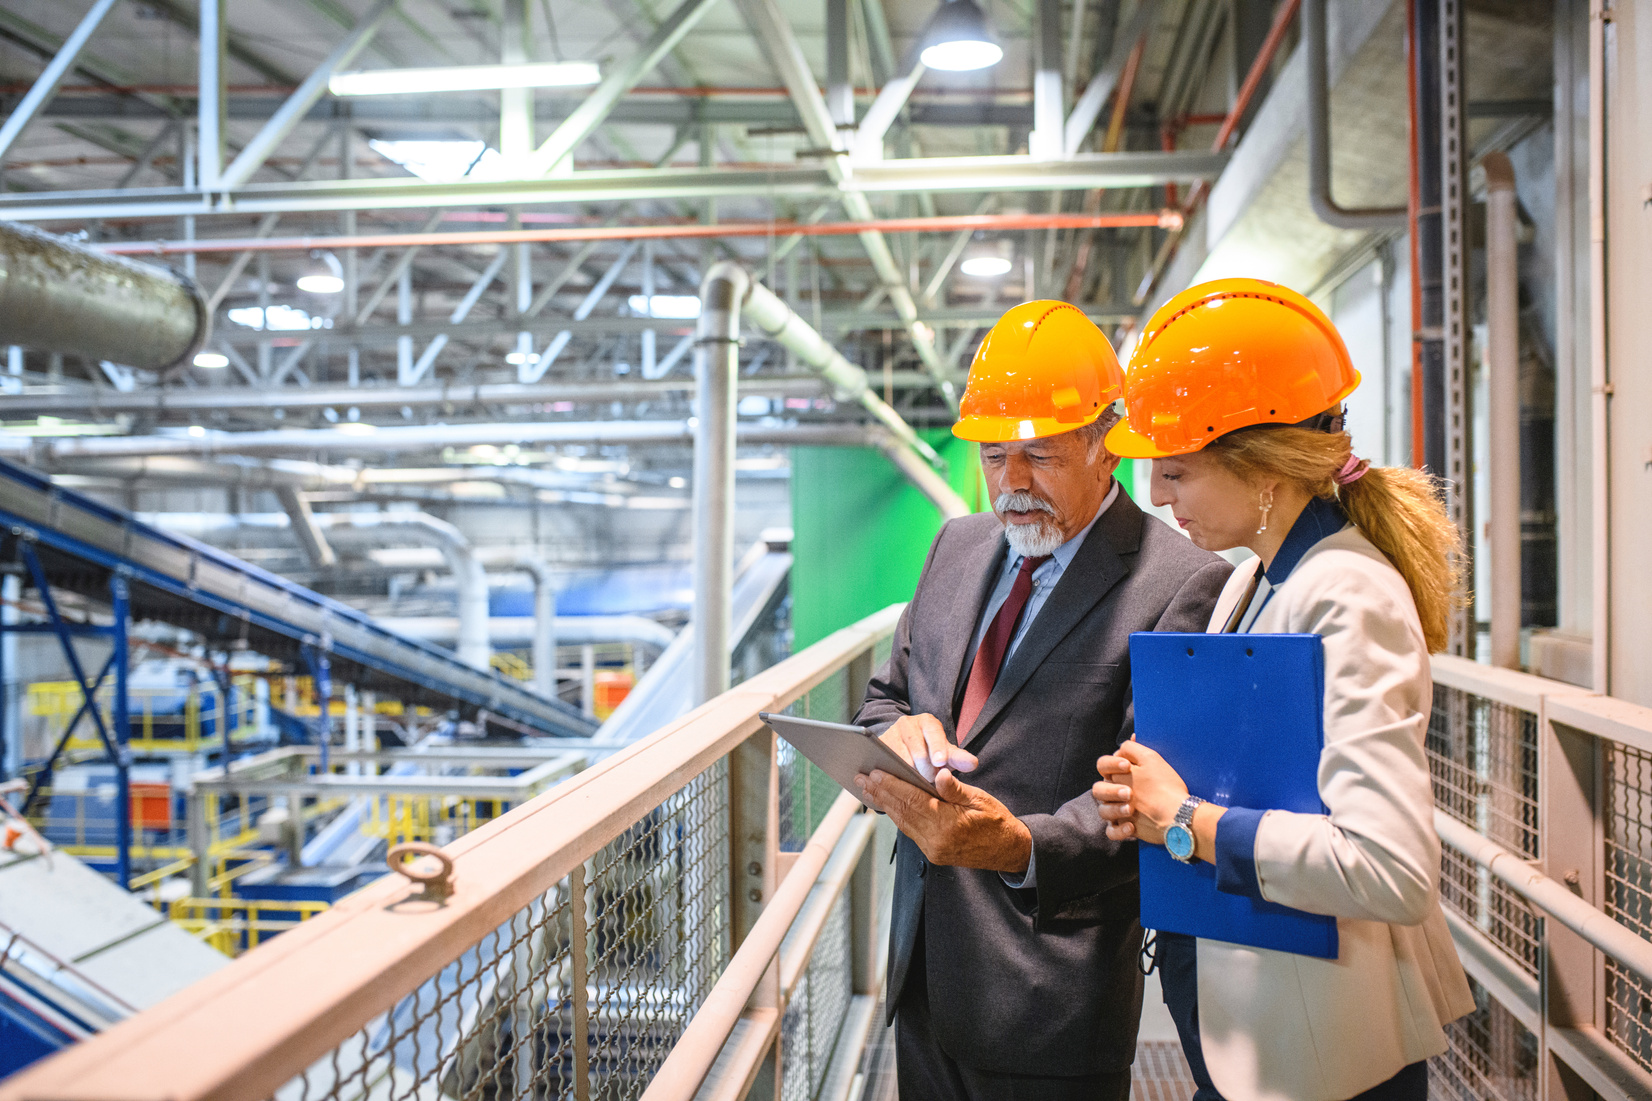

left=961, top=489, right=1144, bottom=747
left=939, top=525, right=1008, bottom=738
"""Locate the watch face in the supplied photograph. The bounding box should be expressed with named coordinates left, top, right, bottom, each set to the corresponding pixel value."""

left=1165, top=825, right=1195, bottom=861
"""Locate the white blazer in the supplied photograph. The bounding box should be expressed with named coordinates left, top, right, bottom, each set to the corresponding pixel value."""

left=1192, top=524, right=1475, bottom=1101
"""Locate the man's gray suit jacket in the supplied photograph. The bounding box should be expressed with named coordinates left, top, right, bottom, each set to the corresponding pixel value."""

left=854, top=488, right=1231, bottom=1077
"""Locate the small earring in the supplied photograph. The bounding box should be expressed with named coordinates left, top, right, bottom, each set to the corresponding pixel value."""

left=1256, top=488, right=1274, bottom=535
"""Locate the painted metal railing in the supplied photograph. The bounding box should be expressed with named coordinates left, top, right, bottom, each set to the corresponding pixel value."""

left=0, top=604, right=901, bottom=1101
left=1425, top=655, right=1652, bottom=1101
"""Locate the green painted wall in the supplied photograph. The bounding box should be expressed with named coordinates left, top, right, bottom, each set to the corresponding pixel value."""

left=790, top=431, right=989, bottom=649
left=790, top=444, right=1141, bottom=650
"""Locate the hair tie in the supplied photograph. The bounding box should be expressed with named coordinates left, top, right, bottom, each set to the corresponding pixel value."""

left=1335, top=455, right=1369, bottom=486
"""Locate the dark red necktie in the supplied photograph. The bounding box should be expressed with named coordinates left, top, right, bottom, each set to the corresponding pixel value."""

left=956, top=554, right=1050, bottom=742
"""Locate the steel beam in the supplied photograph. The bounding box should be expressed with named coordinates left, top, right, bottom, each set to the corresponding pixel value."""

left=0, top=0, right=122, bottom=162
left=1064, top=0, right=1155, bottom=155
left=215, top=0, right=395, bottom=191
left=525, top=0, right=724, bottom=175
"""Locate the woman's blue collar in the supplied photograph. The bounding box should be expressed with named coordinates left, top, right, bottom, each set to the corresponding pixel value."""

left=1263, top=495, right=1348, bottom=585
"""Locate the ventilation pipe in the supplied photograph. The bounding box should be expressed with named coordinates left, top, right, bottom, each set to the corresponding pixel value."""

left=1483, top=152, right=1520, bottom=669
left=1304, top=0, right=1406, bottom=230
left=693, top=263, right=746, bottom=706
left=0, top=221, right=208, bottom=372
left=142, top=511, right=492, bottom=671
left=377, top=614, right=674, bottom=652
left=513, top=558, right=559, bottom=698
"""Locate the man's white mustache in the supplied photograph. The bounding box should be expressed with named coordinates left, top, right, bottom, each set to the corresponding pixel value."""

left=994, top=491, right=1057, bottom=516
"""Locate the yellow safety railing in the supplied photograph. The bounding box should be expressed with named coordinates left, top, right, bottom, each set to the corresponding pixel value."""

left=27, top=676, right=261, bottom=755
left=168, top=897, right=332, bottom=958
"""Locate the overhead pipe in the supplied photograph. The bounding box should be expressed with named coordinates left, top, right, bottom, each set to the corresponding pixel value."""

left=1483, top=152, right=1520, bottom=669
left=740, top=278, right=945, bottom=467
left=16, top=420, right=940, bottom=460
left=0, top=220, right=208, bottom=372
left=146, top=511, right=492, bottom=671
left=1303, top=0, right=1406, bottom=229
left=98, top=210, right=1181, bottom=258
left=692, top=263, right=745, bottom=705
left=375, top=614, right=675, bottom=652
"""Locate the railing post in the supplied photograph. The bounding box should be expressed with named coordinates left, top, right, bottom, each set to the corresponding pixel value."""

left=845, top=646, right=874, bottom=723
left=1542, top=698, right=1605, bottom=1101
left=188, top=788, right=210, bottom=896
left=849, top=818, right=878, bottom=996
left=571, top=860, right=591, bottom=1101
left=728, top=727, right=780, bottom=1098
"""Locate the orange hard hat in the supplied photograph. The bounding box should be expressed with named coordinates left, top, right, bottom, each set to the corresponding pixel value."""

left=952, top=301, right=1125, bottom=443
left=1104, top=278, right=1360, bottom=458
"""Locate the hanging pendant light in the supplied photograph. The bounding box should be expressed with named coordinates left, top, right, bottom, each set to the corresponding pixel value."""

left=960, top=239, right=1014, bottom=277
left=296, top=250, right=345, bottom=294
left=918, top=0, right=1003, bottom=72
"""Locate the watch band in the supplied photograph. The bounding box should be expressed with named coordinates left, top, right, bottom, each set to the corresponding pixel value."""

left=1174, top=795, right=1205, bottom=831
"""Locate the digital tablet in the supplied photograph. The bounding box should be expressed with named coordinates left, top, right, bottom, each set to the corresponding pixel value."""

left=758, top=712, right=941, bottom=809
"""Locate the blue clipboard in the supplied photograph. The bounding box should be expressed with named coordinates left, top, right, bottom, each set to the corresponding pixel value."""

left=1130, top=632, right=1338, bottom=959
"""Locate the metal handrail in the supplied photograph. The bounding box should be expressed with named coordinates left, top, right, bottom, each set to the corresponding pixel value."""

left=0, top=603, right=903, bottom=1101
left=1434, top=811, right=1652, bottom=984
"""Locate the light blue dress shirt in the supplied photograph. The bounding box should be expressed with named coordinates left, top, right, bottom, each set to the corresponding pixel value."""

left=963, top=480, right=1120, bottom=891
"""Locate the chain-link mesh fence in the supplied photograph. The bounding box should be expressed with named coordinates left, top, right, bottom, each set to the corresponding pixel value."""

left=1604, top=741, right=1652, bottom=1074
left=780, top=667, right=855, bottom=851
left=271, top=759, right=731, bottom=1101
left=1428, top=685, right=1543, bottom=976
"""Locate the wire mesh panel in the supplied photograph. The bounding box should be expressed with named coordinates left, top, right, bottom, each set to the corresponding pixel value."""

left=1429, top=977, right=1539, bottom=1101
left=1428, top=685, right=1542, bottom=976
left=780, top=668, right=854, bottom=851
left=1427, top=686, right=1540, bottom=857
left=273, top=760, right=732, bottom=1101
left=1604, top=741, right=1652, bottom=1074
left=586, top=758, right=732, bottom=1101
left=779, top=893, right=852, bottom=1101
left=274, top=881, right=581, bottom=1101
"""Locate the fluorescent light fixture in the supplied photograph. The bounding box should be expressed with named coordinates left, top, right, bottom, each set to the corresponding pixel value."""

left=193, top=351, right=229, bottom=369
left=505, top=350, right=539, bottom=366
left=960, top=255, right=1013, bottom=277
left=330, top=62, right=601, bottom=97
left=226, top=305, right=332, bottom=331
left=335, top=422, right=378, bottom=435
left=918, top=0, right=1002, bottom=71
left=187, top=425, right=206, bottom=438
left=296, top=273, right=344, bottom=294
left=628, top=294, right=701, bottom=319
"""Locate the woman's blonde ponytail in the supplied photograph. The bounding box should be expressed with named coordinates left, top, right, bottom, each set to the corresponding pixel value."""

left=1204, top=427, right=1464, bottom=652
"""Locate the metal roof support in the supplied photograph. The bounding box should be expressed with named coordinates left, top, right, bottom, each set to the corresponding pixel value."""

left=275, top=487, right=337, bottom=569
left=1303, top=0, right=1406, bottom=228
left=1030, top=0, right=1065, bottom=159
left=525, top=241, right=639, bottom=381
left=525, top=0, right=724, bottom=175
left=215, top=0, right=396, bottom=191
left=1064, top=0, right=1156, bottom=155
left=730, top=0, right=961, bottom=409
left=198, top=0, right=226, bottom=189
left=404, top=248, right=510, bottom=386
left=0, top=0, right=121, bottom=162
left=851, top=61, right=925, bottom=161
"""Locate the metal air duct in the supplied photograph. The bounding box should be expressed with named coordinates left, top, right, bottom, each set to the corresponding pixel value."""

left=0, top=220, right=209, bottom=372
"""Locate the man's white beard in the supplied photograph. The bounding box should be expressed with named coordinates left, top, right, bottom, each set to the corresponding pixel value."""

left=996, top=490, right=1066, bottom=557
left=1003, top=520, right=1066, bottom=557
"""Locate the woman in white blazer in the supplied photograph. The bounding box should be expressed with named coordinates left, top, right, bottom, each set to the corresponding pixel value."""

left=1091, top=279, right=1475, bottom=1101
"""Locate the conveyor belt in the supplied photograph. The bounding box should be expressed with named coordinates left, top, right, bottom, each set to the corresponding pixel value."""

left=0, top=458, right=595, bottom=738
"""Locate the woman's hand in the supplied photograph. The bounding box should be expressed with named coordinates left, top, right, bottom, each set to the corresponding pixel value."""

left=1092, top=740, right=1191, bottom=846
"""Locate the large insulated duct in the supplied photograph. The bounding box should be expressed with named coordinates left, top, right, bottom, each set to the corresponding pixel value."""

left=144, top=511, right=492, bottom=671
left=0, top=220, right=208, bottom=372
left=739, top=278, right=945, bottom=467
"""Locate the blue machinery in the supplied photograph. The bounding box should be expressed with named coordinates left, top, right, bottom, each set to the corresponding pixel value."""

left=0, top=457, right=596, bottom=887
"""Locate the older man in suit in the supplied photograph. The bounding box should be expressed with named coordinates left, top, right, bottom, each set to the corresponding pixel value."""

left=852, top=301, right=1231, bottom=1101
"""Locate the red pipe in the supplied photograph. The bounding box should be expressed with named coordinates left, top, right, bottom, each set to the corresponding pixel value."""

left=99, top=210, right=1184, bottom=257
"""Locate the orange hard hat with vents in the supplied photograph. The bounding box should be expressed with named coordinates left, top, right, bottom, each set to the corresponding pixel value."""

left=952, top=300, right=1125, bottom=443
left=1104, top=278, right=1361, bottom=458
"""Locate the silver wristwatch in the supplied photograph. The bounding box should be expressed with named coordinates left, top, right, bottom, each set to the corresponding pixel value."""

left=1165, top=796, right=1205, bottom=863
